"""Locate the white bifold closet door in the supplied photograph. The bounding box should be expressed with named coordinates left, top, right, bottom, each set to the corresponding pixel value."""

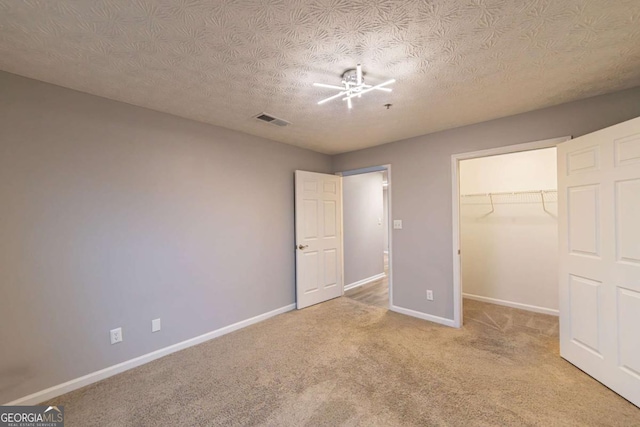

left=558, top=116, right=640, bottom=407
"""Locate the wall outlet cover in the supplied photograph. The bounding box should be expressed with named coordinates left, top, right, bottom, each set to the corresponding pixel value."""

left=426, top=290, right=434, bottom=301
left=110, top=327, right=123, bottom=344
left=152, top=318, right=161, bottom=333
left=393, top=220, right=403, bottom=229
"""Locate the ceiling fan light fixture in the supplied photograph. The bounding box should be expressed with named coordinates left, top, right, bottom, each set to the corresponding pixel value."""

left=314, top=64, right=395, bottom=109
left=341, top=79, right=396, bottom=101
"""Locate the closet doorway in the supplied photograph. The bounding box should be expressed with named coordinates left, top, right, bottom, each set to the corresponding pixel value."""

left=451, top=137, right=570, bottom=327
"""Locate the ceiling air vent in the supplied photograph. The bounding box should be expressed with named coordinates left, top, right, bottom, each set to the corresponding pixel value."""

left=254, top=112, right=291, bottom=127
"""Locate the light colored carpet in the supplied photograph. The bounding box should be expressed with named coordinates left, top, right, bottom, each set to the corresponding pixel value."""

left=44, top=298, right=639, bottom=426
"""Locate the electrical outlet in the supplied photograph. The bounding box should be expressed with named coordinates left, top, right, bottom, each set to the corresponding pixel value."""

left=393, top=220, right=403, bottom=229
left=426, top=290, right=434, bottom=301
left=152, top=318, right=161, bottom=333
left=110, top=327, right=123, bottom=344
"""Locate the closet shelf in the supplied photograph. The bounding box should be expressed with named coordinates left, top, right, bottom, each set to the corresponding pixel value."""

left=460, top=190, right=557, bottom=214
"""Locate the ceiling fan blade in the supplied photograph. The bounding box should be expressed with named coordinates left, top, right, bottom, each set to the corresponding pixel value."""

left=342, top=79, right=395, bottom=101
left=356, top=64, right=363, bottom=85
left=313, top=83, right=348, bottom=90
left=318, top=91, right=348, bottom=105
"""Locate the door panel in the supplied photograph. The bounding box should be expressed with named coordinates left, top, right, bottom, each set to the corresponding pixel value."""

left=568, top=275, right=602, bottom=355
left=618, top=287, right=640, bottom=379
left=295, top=171, right=343, bottom=309
left=616, top=179, right=640, bottom=264
left=301, top=251, right=319, bottom=294
left=323, top=200, right=337, bottom=237
left=567, top=145, right=600, bottom=173
left=558, top=116, right=640, bottom=407
left=615, top=134, right=640, bottom=166
left=303, top=199, right=318, bottom=239
left=324, top=249, right=338, bottom=287
left=567, top=185, right=600, bottom=257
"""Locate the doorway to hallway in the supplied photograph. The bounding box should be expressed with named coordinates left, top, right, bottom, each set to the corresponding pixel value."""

left=339, top=166, right=392, bottom=309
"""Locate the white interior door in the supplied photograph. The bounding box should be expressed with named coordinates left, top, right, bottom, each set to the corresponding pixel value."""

left=558, top=116, right=640, bottom=407
left=295, top=170, right=343, bottom=309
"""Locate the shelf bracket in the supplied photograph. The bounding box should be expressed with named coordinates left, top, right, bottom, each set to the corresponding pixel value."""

left=541, top=190, right=549, bottom=214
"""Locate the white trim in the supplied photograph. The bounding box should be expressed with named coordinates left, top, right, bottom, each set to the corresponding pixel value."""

left=451, top=136, right=570, bottom=329
left=463, top=293, right=559, bottom=316
left=387, top=165, right=393, bottom=308
left=344, top=273, right=386, bottom=291
left=390, top=305, right=456, bottom=327
left=339, top=175, right=345, bottom=298
left=451, top=153, right=462, bottom=329
left=451, top=137, right=570, bottom=161
left=4, top=303, right=296, bottom=406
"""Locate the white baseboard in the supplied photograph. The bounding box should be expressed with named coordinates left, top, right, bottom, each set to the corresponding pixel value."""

left=344, top=273, right=386, bottom=291
left=4, top=303, right=296, bottom=406
left=389, top=304, right=456, bottom=328
left=463, top=293, right=559, bottom=316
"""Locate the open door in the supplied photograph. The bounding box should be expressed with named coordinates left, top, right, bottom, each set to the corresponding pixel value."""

left=295, top=171, right=343, bottom=309
left=558, top=116, right=640, bottom=407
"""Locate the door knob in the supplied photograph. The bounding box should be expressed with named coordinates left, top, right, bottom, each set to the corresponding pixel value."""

left=298, top=244, right=309, bottom=250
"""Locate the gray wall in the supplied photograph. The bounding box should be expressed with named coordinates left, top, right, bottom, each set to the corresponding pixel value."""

left=343, top=173, right=384, bottom=286
left=0, top=72, right=331, bottom=404
left=333, top=87, right=640, bottom=320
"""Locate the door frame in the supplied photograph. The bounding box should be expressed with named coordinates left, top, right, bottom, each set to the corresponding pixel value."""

left=336, top=164, right=393, bottom=308
left=451, top=137, right=570, bottom=328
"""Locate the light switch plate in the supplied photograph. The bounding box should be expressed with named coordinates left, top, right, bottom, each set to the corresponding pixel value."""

left=152, top=318, right=161, bottom=333
left=393, top=220, right=403, bottom=229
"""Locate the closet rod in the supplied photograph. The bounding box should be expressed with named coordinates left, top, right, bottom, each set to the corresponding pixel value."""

left=460, top=189, right=557, bottom=198
left=460, top=190, right=557, bottom=215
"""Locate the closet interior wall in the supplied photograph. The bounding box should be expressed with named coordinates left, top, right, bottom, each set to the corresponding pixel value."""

left=460, top=148, right=559, bottom=314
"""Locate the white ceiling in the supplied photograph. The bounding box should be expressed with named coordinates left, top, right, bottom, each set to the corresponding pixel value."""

left=1, top=1, right=640, bottom=154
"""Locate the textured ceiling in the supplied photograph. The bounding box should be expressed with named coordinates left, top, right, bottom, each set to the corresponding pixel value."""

left=1, top=1, right=640, bottom=154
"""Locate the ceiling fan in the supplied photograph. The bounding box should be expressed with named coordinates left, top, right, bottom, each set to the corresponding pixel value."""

left=314, top=64, right=395, bottom=109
